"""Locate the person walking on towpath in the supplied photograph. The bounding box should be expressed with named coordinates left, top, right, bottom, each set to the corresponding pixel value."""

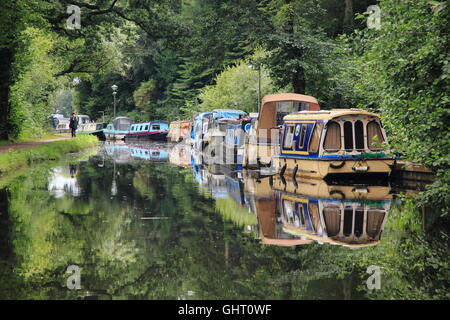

left=69, top=112, right=78, bottom=138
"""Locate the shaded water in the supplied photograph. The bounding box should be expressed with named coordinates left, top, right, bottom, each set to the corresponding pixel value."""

left=0, top=142, right=448, bottom=299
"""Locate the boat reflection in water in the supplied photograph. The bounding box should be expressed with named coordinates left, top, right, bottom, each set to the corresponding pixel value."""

left=129, top=144, right=169, bottom=162
left=170, top=142, right=391, bottom=248
left=168, top=143, right=192, bottom=168
left=103, top=141, right=133, bottom=163
left=244, top=171, right=313, bottom=246
left=272, top=176, right=391, bottom=248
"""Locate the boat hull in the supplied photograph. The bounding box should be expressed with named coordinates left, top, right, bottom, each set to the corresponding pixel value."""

left=125, top=132, right=168, bottom=142
left=273, top=156, right=394, bottom=179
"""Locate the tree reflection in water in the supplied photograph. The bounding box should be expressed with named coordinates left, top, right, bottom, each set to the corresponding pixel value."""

left=0, top=143, right=448, bottom=300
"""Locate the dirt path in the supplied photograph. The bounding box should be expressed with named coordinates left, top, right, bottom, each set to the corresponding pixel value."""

left=0, top=136, right=71, bottom=154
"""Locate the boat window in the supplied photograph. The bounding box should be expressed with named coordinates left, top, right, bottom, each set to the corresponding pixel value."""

left=354, top=207, right=364, bottom=237
left=308, top=203, right=320, bottom=233
left=355, top=120, right=365, bottom=150
left=367, top=209, right=386, bottom=238
left=323, top=121, right=341, bottom=152
left=308, top=122, right=323, bottom=153
left=276, top=101, right=300, bottom=126
left=145, top=125, right=149, bottom=131
left=152, top=125, right=161, bottom=131
left=284, top=125, right=295, bottom=148
left=367, top=121, right=385, bottom=150
left=344, top=121, right=354, bottom=151
left=343, top=207, right=353, bottom=236
left=298, top=125, right=307, bottom=149
left=323, top=206, right=341, bottom=237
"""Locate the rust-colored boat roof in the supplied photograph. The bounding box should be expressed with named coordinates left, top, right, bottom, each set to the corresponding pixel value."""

left=262, top=93, right=320, bottom=107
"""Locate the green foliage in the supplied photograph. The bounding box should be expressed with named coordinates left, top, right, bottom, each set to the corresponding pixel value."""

left=197, top=50, right=281, bottom=115
left=334, top=0, right=449, bottom=210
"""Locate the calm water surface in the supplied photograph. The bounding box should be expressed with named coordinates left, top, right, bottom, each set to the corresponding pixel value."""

left=0, top=142, right=448, bottom=299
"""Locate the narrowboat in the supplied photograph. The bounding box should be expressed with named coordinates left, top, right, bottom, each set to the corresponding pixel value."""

left=191, top=112, right=212, bottom=151
left=129, top=145, right=169, bottom=161
left=50, top=114, right=64, bottom=129
left=203, top=109, right=248, bottom=149
left=243, top=93, right=320, bottom=168
left=273, top=109, right=394, bottom=179
left=167, top=120, right=193, bottom=143
left=272, top=176, right=391, bottom=248
left=125, top=121, right=169, bottom=142
left=76, top=122, right=107, bottom=140
left=55, top=118, right=71, bottom=133
left=223, top=116, right=253, bottom=166
left=201, top=109, right=249, bottom=165
left=77, top=115, right=91, bottom=125
left=103, top=117, right=133, bottom=140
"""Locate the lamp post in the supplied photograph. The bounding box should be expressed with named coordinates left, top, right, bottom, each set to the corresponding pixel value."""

left=111, top=84, right=118, bottom=119
left=248, top=63, right=261, bottom=112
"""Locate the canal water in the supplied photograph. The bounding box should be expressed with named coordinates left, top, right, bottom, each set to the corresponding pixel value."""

left=0, top=142, right=448, bottom=299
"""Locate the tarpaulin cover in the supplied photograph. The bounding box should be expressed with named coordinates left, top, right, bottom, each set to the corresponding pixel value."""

left=211, top=109, right=247, bottom=120
left=191, top=112, right=212, bottom=139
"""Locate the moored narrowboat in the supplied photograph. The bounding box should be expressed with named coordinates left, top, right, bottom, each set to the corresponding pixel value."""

left=202, top=109, right=249, bottom=165
left=243, top=93, right=321, bottom=168
left=55, top=118, right=71, bottom=133
left=76, top=122, right=107, bottom=140
left=167, top=120, right=193, bottom=143
left=191, top=112, right=212, bottom=151
left=125, top=121, right=169, bottom=142
left=273, top=109, right=394, bottom=179
left=104, top=117, right=133, bottom=140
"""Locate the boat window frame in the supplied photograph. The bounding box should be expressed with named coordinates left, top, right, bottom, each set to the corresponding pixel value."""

left=343, top=121, right=354, bottom=151
left=152, top=124, right=161, bottom=131
left=298, top=124, right=307, bottom=150
left=323, top=121, right=341, bottom=153
left=308, top=122, right=323, bottom=153
left=283, top=124, right=295, bottom=149
left=367, top=120, right=385, bottom=151
left=354, top=120, right=365, bottom=151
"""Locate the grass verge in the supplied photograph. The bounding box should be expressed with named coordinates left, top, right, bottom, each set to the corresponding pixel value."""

left=0, top=135, right=99, bottom=178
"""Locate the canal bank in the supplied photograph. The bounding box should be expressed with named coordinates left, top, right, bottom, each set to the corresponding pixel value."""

left=0, top=135, right=99, bottom=179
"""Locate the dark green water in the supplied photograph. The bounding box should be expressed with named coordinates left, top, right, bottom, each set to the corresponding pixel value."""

left=0, top=142, right=448, bottom=300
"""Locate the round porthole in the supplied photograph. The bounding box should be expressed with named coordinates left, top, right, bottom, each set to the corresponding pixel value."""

left=295, top=124, right=301, bottom=136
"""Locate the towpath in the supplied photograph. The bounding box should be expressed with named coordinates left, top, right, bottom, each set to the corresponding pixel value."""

left=0, top=136, right=71, bottom=155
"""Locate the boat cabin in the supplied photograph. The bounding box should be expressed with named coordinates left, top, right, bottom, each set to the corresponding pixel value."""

left=274, top=109, right=394, bottom=179
left=167, top=120, right=193, bottom=143
left=126, top=121, right=169, bottom=141
left=104, top=117, right=133, bottom=140
left=244, top=93, right=320, bottom=167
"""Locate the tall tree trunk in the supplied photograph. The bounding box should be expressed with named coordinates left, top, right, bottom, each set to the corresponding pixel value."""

left=292, top=69, right=306, bottom=94
left=284, top=0, right=306, bottom=94
left=343, top=0, right=354, bottom=33
left=0, top=48, right=13, bottom=140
